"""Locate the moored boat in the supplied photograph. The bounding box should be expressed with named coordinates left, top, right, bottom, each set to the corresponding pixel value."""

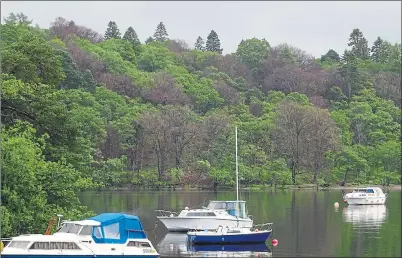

left=186, top=223, right=273, bottom=245
left=0, top=213, right=159, bottom=258
left=343, top=187, right=387, bottom=205
left=156, top=200, right=253, bottom=232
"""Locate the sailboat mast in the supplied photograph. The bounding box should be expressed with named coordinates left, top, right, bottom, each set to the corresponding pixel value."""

left=235, top=126, right=239, bottom=202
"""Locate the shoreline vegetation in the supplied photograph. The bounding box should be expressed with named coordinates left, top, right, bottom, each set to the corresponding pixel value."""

left=1, top=12, right=400, bottom=238
left=96, top=183, right=402, bottom=191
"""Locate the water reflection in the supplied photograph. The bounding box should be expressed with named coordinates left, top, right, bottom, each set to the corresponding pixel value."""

left=78, top=189, right=401, bottom=257
left=342, top=205, right=387, bottom=227
left=156, top=233, right=272, bottom=257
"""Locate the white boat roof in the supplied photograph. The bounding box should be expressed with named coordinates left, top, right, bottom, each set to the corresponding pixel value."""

left=354, top=187, right=383, bottom=191
left=208, top=200, right=247, bottom=203
left=62, top=220, right=101, bottom=226
left=12, top=233, right=83, bottom=241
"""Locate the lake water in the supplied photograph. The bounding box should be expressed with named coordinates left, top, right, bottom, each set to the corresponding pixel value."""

left=78, top=189, right=401, bottom=257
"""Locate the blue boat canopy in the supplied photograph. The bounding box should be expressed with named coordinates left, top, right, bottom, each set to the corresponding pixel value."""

left=89, top=213, right=147, bottom=244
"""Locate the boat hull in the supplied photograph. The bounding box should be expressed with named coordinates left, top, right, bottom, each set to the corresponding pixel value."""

left=345, top=197, right=386, bottom=205
left=187, top=231, right=271, bottom=244
left=157, top=217, right=253, bottom=232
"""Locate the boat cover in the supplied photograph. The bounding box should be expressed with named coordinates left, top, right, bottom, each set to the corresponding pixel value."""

left=89, top=213, right=147, bottom=244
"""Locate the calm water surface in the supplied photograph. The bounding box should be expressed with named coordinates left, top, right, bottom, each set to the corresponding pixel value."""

left=78, top=189, right=401, bottom=257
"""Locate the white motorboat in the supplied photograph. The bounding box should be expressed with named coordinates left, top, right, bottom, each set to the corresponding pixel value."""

left=156, top=127, right=254, bottom=232
left=0, top=213, right=159, bottom=258
left=156, top=200, right=253, bottom=231
left=343, top=187, right=387, bottom=205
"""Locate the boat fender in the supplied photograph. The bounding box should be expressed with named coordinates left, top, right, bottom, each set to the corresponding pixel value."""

left=0, top=241, right=4, bottom=252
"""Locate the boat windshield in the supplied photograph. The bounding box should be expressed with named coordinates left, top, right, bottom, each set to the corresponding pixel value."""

left=207, top=201, right=248, bottom=219
left=79, top=226, right=93, bottom=235
left=352, top=189, right=374, bottom=193
left=58, top=223, right=81, bottom=234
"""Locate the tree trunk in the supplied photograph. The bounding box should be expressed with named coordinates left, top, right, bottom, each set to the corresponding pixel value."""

left=291, top=161, right=297, bottom=184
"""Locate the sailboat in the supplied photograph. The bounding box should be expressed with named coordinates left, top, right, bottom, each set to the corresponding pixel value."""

left=156, top=126, right=254, bottom=232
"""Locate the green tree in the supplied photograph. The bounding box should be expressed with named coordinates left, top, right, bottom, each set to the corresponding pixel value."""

left=371, top=37, right=385, bottom=62
left=1, top=31, right=65, bottom=86
left=1, top=121, right=95, bottom=237
left=384, top=43, right=401, bottom=73
left=104, top=21, right=121, bottom=39
left=3, top=12, right=32, bottom=25
left=339, top=51, right=365, bottom=98
left=145, top=36, right=154, bottom=44
left=195, top=36, right=205, bottom=51
left=320, top=49, right=340, bottom=62
left=153, top=22, right=169, bottom=42
left=348, top=28, right=370, bottom=60
left=206, top=30, right=223, bottom=54
left=123, top=26, right=141, bottom=53
left=235, top=38, right=270, bottom=69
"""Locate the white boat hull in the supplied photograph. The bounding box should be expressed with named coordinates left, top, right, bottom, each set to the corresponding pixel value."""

left=345, top=197, right=386, bottom=205
left=157, top=217, right=253, bottom=232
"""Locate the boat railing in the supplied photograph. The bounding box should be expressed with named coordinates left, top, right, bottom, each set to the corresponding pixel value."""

left=155, top=209, right=179, bottom=217
left=251, top=222, right=273, bottom=232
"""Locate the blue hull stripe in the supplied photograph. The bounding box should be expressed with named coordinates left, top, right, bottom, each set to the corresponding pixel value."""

left=1, top=254, right=160, bottom=258
left=188, top=231, right=271, bottom=244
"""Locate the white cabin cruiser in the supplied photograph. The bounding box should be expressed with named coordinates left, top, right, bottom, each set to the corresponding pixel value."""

left=343, top=187, right=387, bottom=205
left=1, top=213, right=159, bottom=258
left=156, top=200, right=253, bottom=232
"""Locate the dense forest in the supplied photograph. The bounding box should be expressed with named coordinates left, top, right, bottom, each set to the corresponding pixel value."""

left=1, top=13, right=401, bottom=236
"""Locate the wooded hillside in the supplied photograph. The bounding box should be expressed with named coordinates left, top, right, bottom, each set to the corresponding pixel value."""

left=1, top=13, right=400, bottom=236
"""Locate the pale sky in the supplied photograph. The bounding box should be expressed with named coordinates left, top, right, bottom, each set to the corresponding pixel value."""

left=1, top=1, right=401, bottom=57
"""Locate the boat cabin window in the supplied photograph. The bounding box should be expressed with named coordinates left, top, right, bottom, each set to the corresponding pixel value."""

left=93, top=226, right=103, bottom=238
left=8, top=241, right=30, bottom=249
left=78, top=226, right=93, bottom=236
left=127, top=241, right=151, bottom=248
left=367, top=189, right=375, bottom=193
left=186, top=212, right=216, bottom=217
left=103, top=222, right=120, bottom=239
left=29, top=242, right=81, bottom=250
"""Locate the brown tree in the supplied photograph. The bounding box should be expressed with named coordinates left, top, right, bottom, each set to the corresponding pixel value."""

left=51, top=17, right=103, bottom=43
left=167, top=39, right=190, bottom=54
left=143, top=72, right=190, bottom=106
left=212, top=80, right=241, bottom=106
left=139, top=111, right=170, bottom=180
left=163, top=106, right=199, bottom=168
left=97, top=73, right=138, bottom=98
left=273, top=101, right=313, bottom=184
left=374, top=72, right=401, bottom=107
left=139, top=105, right=201, bottom=179
left=303, top=108, right=340, bottom=184
left=66, top=42, right=107, bottom=79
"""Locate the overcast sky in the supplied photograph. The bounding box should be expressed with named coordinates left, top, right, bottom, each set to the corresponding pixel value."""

left=1, top=1, right=401, bottom=57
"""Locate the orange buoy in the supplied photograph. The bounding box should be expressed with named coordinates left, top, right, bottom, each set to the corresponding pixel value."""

left=272, top=239, right=278, bottom=246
